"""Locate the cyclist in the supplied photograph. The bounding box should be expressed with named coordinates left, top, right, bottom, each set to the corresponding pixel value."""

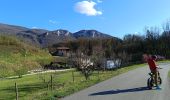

left=143, top=54, right=161, bottom=89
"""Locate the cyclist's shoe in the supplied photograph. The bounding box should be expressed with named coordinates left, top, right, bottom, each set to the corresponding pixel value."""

left=156, top=85, right=161, bottom=90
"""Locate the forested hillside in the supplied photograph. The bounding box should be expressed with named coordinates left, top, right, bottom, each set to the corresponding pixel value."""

left=51, top=23, right=170, bottom=68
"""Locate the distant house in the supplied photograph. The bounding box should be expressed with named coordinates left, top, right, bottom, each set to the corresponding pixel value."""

left=105, top=59, right=122, bottom=69
left=51, top=47, right=70, bottom=57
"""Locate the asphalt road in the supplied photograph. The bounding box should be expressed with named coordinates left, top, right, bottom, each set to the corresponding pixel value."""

left=62, top=63, right=170, bottom=100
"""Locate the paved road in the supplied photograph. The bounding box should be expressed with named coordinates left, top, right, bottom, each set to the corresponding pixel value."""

left=63, top=63, right=170, bottom=100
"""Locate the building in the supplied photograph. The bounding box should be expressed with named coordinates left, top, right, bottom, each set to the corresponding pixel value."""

left=51, top=47, right=70, bottom=57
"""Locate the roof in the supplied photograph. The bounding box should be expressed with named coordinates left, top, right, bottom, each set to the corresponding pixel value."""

left=56, top=47, right=70, bottom=50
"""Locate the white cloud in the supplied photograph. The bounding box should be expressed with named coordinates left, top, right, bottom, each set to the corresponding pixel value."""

left=32, top=27, right=38, bottom=29
left=49, top=20, right=57, bottom=25
left=74, top=1, right=102, bottom=16
left=97, top=0, right=102, bottom=3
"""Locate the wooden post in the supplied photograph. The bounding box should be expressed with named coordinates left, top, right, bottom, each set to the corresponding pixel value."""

left=50, top=75, right=53, bottom=91
left=72, top=71, right=74, bottom=82
left=98, top=70, right=100, bottom=80
left=15, top=82, right=18, bottom=100
left=47, top=83, right=49, bottom=91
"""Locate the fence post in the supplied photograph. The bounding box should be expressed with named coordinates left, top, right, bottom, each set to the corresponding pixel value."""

left=98, top=70, right=100, bottom=80
left=72, top=71, right=74, bottom=82
left=47, top=83, right=49, bottom=91
left=50, top=75, right=53, bottom=91
left=15, top=82, right=18, bottom=100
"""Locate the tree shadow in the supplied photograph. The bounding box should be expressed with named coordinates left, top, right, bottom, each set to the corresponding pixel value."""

left=1, top=83, right=46, bottom=96
left=0, top=83, right=47, bottom=99
left=89, top=86, right=149, bottom=96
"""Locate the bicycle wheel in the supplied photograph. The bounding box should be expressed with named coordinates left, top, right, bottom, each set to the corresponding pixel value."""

left=147, top=78, right=153, bottom=89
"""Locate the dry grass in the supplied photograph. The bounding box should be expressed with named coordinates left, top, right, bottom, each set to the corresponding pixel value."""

left=0, top=35, right=53, bottom=77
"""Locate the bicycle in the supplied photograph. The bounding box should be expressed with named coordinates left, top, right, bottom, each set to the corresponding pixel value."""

left=147, top=67, right=162, bottom=89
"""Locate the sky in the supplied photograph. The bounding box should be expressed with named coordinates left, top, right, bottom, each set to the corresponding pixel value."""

left=0, top=0, right=170, bottom=38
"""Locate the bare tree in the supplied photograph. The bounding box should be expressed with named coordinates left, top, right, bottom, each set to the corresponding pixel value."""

left=69, top=49, right=94, bottom=80
left=92, top=44, right=105, bottom=70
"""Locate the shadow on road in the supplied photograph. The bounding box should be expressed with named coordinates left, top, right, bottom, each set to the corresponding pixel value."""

left=89, top=86, right=149, bottom=96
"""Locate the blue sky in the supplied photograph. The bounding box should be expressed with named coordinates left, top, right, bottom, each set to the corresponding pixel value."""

left=0, top=0, right=170, bottom=38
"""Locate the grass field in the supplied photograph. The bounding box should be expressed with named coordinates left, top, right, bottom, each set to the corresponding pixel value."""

left=0, top=63, right=146, bottom=100
left=0, top=35, right=53, bottom=77
left=1, top=35, right=169, bottom=99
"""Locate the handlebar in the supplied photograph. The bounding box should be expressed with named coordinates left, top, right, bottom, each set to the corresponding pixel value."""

left=157, top=67, right=162, bottom=69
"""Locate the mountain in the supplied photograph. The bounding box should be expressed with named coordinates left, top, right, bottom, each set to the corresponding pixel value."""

left=0, top=23, right=28, bottom=34
left=17, top=29, right=49, bottom=45
left=0, top=23, right=119, bottom=47
left=38, top=29, right=76, bottom=47
left=73, top=30, right=113, bottom=39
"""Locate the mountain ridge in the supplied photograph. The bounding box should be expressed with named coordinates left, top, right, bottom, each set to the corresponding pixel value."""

left=0, top=23, right=120, bottom=47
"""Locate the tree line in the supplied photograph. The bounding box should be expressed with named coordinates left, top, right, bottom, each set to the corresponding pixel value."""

left=50, top=22, right=170, bottom=69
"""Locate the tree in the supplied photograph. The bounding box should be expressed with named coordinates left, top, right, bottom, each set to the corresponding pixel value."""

left=69, top=49, right=94, bottom=80
left=92, top=43, right=105, bottom=70
left=13, top=64, right=27, bottom=78
left=145, top=27, right=160, bottom=54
